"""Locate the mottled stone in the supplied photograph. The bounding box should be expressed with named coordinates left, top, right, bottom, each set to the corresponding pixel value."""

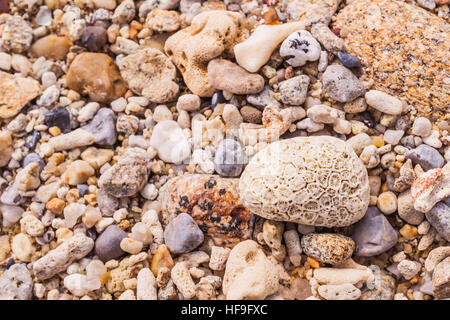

left=360, top=271, right=396, bottom=300
left=0, top=264, right=33, bottom=300
left=117, top=48, right=179, bottom=103
left=0, top=71, right=40, bottom=119
left=282, top=0, right=340, bottom=26
left=322, top=65, right=365, bottom=103
left=0, top=16, right=32, bottom=53
left=66, top=52, right=127, bottom=103
left=95, top=225, right=128, bottom=262
left=98, top=148, right=150, bottom=198
left=352, top=207, right=398, bottom=256
left=159, top=174, right=253, bottom=247
left=278, top=75, right=309, bottom=105
left=301, top=233, right=355, bottom=265
left=334, top=0, right=450, bottom=121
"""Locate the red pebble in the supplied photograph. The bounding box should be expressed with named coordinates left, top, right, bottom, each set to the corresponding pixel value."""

left=0, top=0, right=9, bottom=13
left=332, top=28, right=341, bottom=36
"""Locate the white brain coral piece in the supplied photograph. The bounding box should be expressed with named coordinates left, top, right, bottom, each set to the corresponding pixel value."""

left=239, top=136, right=370, bottom=227
left=280, top=30, right=321, bottom=67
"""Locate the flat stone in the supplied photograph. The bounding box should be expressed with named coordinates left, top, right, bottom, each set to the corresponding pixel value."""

left=334, top=0, right=450, bottom=121
left=405, top=144, right=444, bottom=171
left=66, top=52, right=127, bottom=103
left=207, top=59, right=264, bottom=95
left=95, top=225, right=128, bottom=262
left=426, top=202, right=450, bottom=242
left=0, top=71, right=40, bottom=119
left=352, top=207, right=398, bottom=256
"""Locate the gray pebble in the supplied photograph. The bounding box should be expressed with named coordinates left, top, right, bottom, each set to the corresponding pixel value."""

left=405, top=144, right=444, bottom=171
left=0, top=264, right=33, bottom=300
left=22, top=153, right=45, bottom=172
left=426, top=202, right=450, bottom=242
left=351, top=207, right=398, bottom=256
left=246, top=85, right=280, bottom=110
left=337, top=51, right=361, bottom=68
left=84, top=108, right=117, bottom=146
left=94, top=225, right=128, bottom=262
left=97, top=189, right=119, bottom=216
left=278, top=75, right=309, bottom=105
left=322, top=65, right=365, bottom=103
left=214, top=139, right=244, bottom=177
left=164, top=213, right=204, bottom=254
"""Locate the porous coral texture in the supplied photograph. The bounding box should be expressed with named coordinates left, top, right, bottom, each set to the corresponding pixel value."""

left=239, top=136, right=370, bottom=227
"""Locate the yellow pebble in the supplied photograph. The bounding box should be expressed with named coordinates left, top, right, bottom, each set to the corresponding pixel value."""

left=394, top=161, right=403, bottom=168
left=371, top=135, right=385, bottom=147
left=306, top=257, right=320, bottom=269
left=400, top=224, right=418, bottom=240
left=49, top=126, right=61, bottom=136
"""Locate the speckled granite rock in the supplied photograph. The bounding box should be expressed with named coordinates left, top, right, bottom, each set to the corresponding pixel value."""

left=159, top=174, right=253, bottom=247
left=301, top=233, right=355, bottom=265
left=282, top=0, right=340, bottom=26
left=334, top=0, right=450, bottom=121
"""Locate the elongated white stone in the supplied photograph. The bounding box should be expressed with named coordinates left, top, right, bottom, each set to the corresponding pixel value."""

left=234, top=21, right=306, bottom=73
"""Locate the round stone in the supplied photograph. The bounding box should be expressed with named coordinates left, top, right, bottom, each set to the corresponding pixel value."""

left=94, top=225, right=128, bottom=262
left=337, top=51, right=361, bottom=68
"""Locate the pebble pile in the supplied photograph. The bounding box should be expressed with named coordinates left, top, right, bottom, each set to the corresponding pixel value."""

left=0, top=0, right=449, bottom=301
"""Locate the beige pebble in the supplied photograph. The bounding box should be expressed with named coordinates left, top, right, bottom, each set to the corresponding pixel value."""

left=377, top=191, right=397, bottom=215
left=120, top=237, right=143, bottom=254
left=61, top=160, right=95, bottom=185
left=12, top=233, right=35, bottom=262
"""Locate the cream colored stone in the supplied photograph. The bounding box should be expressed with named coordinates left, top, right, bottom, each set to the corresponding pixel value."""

left=234, top=21, right=306, bottom=73
left=223, top=240, right=279, bottom=300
